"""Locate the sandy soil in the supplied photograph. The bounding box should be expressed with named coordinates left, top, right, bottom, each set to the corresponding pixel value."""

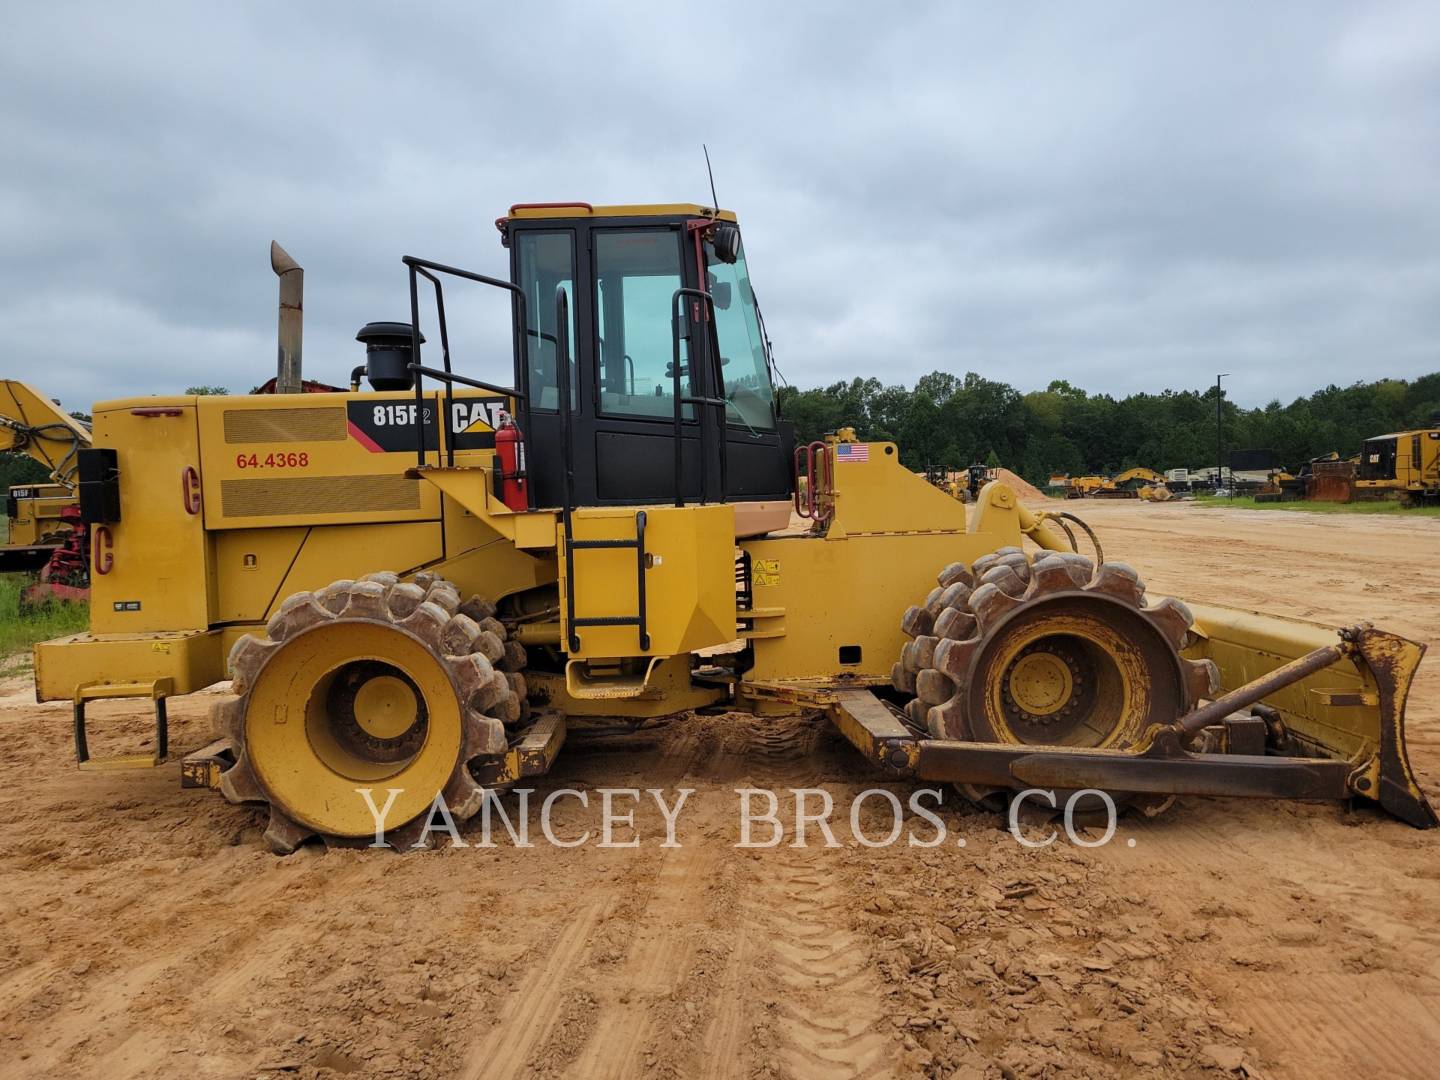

left=994, top=469, right=1050, bottom=503
left=1, top=501, right=1439, bottom=1079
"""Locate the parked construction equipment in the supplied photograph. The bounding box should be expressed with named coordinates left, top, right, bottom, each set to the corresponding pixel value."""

left=922, top=464, right=962, bottom=500
left=1356, top=424, right=1440, bottom=506
left=1137, top=482, right=1174, bottom=502
left=1054, top=468, right=1163, bottom=500
left=26, top=203, right=1435, bottom=849
left=1, top=381, right=93, bottom=600
left=1279, top=436, right=1438, bottom=507
left=1055, top=474, right=1107, bottom=498
left=927, top=465, right=1001, bottom=503
left=3, top=482, right=74, bottom=568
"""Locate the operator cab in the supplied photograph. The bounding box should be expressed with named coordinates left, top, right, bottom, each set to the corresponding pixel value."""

left=499, top=204, right=794, bottom=525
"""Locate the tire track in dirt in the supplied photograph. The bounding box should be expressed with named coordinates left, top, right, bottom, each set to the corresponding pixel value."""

left=566, top=724, right=731, bottom=1078
left=1243, top=972, right=1440, bottom=1080
left=460, top=899, right=611, bottom=1080
left=459, top=720, right=734, bottom=1079
left=716, top=714, right=901, bottom=1079
left=568, top=841, right=717, bottom=1077
left=1113, top=804, right=1440, bottom=1077
left=696, top=911, right=755, bottom=1080
left=537, top=711, right=904, bottom=1079
left=4, top=854, right=379, bottom=1076
left=754, top=854, right=899, bottom=1079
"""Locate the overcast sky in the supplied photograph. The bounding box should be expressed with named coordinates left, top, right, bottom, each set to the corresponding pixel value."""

left=4, top=1, right=1437, bottom=412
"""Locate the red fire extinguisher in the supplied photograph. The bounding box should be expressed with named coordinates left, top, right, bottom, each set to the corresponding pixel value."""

left=494, top=411, right=528, bottom=511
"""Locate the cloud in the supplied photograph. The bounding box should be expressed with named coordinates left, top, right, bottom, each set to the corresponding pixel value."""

left=2, top=0, right=1437, bottom=413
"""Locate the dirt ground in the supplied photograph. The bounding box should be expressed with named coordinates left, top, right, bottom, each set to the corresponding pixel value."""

left=2, top=500, right=1439, bottom=1079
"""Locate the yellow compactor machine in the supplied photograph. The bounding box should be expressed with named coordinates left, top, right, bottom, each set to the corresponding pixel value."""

left=29, top=203, right=1436, bottom=850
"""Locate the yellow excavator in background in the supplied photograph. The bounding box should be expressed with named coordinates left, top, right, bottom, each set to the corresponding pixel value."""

left=1, top=381, right=93, bottom=598
left=1093, top=466, right=1165, bottom=499
left=21, top=202, right=1435, bottom=851
left=1056, top=467, right=1164, bottom=500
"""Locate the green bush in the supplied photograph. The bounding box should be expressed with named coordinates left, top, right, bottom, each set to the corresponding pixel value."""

left=0, top=574, right=89, bottom=676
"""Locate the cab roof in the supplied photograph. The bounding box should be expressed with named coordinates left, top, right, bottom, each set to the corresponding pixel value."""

left=504, top=202, right=737, bottom=222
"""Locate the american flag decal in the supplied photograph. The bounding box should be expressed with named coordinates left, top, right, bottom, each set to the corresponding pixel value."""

left=835, top=443, right=869, bottom=462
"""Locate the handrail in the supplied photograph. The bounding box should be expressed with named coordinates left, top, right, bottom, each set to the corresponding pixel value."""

left=408, top=364, right=528, bottom=399
left=814, top=441, right=833, bottom=521
left=793, top=444, right=812, bottom=519
left=401, top=256, right=533, bottom=509
left=413, top=266, right=456, bottom=465
left=555, top=287, right=576, bottom=523
left=793, top=440, right=832, bottom=522
left=509, top=201, right=595, bottom=215
left=555, top=284, right=580, bottom=648
left=670, top=286, right=729, bottom=507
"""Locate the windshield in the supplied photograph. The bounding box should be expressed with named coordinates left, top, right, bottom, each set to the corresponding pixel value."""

left=705, top=235, right=776, bottom=430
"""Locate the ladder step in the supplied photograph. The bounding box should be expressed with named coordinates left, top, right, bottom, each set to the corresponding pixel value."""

left=569, top=538, right=639, bottom=550
left=572, top=616, right=641, bottom=628
left=79, top=754, right=163, bottom=772
left=73, top=679, right=171, bottom=768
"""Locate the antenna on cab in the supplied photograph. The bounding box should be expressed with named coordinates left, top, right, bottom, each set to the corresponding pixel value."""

left=703, top=144, right=720, bottom=211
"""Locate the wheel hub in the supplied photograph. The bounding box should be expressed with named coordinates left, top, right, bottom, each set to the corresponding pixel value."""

left=989, top=614, right=1143, bottom=746
left=327, top=660, right=429, bottom=763
left=1005, top=648, right=1075, bottom=715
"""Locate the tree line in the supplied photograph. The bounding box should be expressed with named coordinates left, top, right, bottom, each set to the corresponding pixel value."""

left=776, top=370, right=1440, bottom=484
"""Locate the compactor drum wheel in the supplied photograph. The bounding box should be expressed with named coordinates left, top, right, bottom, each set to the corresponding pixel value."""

left=893, top=548, right=1218, bottom=811
left=214, top=571, right=527, bottom=853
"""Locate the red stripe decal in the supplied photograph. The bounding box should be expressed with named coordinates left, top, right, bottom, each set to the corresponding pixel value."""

left=347, top=421, right=385, bottom=453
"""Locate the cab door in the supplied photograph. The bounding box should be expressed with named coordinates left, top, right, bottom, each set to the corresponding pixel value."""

left=512, top=227, right=579, bottom=510
left=510, top=215, right=787, bottom=510
left=583, top=224, right=714, bottom=505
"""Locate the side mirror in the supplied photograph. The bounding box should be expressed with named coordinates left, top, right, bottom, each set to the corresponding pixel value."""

left=711, top=224, right=741, bottom=264
left=710, top=280, right=732, bottom=310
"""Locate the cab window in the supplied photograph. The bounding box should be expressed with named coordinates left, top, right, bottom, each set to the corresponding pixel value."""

left=594, top=229, right=694, bottom=420
left=516, top=231, right=576, bottom=411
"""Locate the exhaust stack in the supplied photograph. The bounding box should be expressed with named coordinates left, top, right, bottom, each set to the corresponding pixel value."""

left=271, top=241, right=303, bottom=395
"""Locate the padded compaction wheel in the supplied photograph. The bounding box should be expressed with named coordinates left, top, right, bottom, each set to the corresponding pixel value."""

left=214, top=571, right=528, bottom=853
left=893, top=547, right=1218, bottom=811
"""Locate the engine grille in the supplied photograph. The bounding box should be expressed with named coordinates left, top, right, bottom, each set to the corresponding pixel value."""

left=220, top=475, right=421, bottom=517
left=223, top=407, right=347, bottom=444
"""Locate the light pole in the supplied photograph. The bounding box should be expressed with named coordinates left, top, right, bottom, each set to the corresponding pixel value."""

left=1216, top=374, right=1230, bottom=491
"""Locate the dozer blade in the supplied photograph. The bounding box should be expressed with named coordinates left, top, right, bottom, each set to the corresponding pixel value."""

left=830, top=605, right=1435, bottom=826
left=1184, top=603, right=1435, bottom=827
